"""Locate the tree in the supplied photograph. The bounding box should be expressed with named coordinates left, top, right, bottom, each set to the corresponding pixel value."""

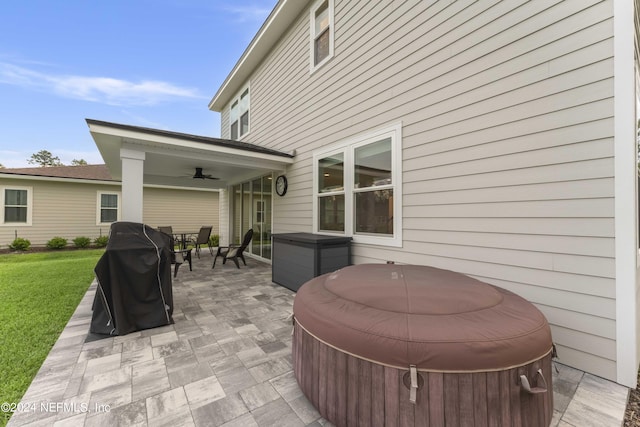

left=27, top=150, right=63, bottom=167
left=71, top=159, right=87, bottom=166
left=0, top=163, right=4, bottom=169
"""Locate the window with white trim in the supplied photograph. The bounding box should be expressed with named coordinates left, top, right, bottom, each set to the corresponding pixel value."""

left=230, top=87, right=250, bottom=140
left=97, top=192, right=120, bottom=225
left=310, top=0, right=334, bottom=71
left=313, top=123, right=402, bottom=247
left=2, top=187, right=32, bottom=225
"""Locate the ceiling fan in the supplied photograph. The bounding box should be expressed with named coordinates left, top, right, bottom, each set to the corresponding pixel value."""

left=192, top=167, right=219, bottom=180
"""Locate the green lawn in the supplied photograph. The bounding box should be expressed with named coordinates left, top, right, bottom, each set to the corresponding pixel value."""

left=0, top=249, right=104, bottom=426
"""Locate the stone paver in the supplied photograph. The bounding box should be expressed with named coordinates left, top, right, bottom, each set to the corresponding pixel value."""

left=6, top=256, right=630, bottom=426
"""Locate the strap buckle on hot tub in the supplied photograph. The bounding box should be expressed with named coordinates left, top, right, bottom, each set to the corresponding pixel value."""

left=409, top=365, right=418, bottom=404
left=520, top=369, right=548, bottom=395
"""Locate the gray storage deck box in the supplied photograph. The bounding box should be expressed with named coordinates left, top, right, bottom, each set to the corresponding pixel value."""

left=272, top=233, right=352, bottom=291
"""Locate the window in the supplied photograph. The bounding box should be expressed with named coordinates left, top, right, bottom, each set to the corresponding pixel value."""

left=2, top=187, right=32, bottom=225
left=97, top=192, right=120, bottom=225
left=354, top=138, right=393, bottom=235
left=310, top=0, right=334, bottom=71
left=255, top=199, right=265, bottom=223
left=318, top=153, right=345, bottom=231
left=313, top=123, right=402, bottom=247
left=230, top=87, right=250, bottom=140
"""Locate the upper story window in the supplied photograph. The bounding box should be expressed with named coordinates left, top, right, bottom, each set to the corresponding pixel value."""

left=97, top=191, right=120, bottom=225
left=2, top=187, right=32, bottom=225
left=310, top=0, right=334, bottom=72
left=230, top=87, right=250, bottom=140
left=313, top=123, right=403, bottom=247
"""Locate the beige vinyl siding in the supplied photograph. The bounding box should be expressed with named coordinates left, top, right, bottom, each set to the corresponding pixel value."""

left=0, top=178, right=220, bottom=247
left=143, top=187, right=219, bottom=234
left=0, top=178, right=119, bottom=246
left=221, top=108, right=230, bottom=140
left=226, top=0, right=617, bottom=379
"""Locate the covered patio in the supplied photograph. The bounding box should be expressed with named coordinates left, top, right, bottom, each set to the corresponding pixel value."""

left=86, top=119, right=294, bottom=248
left=6, top=255, right=629, bottom=427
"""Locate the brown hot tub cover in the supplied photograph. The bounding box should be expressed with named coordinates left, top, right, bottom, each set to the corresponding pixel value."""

left=293, top=264, right=553, bottom=372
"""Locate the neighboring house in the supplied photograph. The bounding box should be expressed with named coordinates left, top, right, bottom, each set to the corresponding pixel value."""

left=0, top=164, right=220, bottom=247
left=87, top=1, right=640, bottom=387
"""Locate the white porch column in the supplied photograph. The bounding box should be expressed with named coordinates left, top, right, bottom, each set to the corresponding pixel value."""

left=120, top=148, right=145, bottom=223
left=218, top=188, right=229, bottom=246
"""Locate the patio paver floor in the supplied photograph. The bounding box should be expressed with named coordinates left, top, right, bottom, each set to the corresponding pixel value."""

left=6, top=256, right=629, bottom=426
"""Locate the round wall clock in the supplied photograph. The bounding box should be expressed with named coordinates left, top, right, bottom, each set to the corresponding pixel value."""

left=275, top=175, right=288, bottom=196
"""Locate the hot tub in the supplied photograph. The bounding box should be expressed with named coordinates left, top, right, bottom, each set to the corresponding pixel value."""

left=292, top=264, right=554, bottom=426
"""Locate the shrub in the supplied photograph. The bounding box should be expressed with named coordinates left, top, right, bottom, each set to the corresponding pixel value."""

left=94, top=235, right=109, bottom=248
left=73, top=236, right=92, bottom=248
left=46, top=237, right=68, bottom=250
left=209, top=234, right=220, bottom=247
left=9, top=238, right=31, bottom=251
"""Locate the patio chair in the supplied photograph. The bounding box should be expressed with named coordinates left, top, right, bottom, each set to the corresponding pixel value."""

left=191, top=226, right=213, bottom=258
left=158, top=228, right=192, bottom=277
left=172, top=247, right=193, bottom=277
left=212, top=229, right=254, bottom=269
left=158, top=226, right=180, bottom=247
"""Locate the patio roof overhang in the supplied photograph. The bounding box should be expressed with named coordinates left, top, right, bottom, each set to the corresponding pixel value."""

left=86, top=119, right=294, bottom=190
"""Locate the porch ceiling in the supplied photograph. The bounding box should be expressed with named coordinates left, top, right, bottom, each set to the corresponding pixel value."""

left=86, top=119, right=294, bottom=190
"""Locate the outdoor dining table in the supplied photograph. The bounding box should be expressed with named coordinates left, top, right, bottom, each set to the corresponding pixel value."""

left=174, top=231, right=199, bottom=250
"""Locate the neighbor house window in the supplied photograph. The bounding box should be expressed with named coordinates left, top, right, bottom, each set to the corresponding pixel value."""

left=310, top=0, right=334, bottom=71
left=313, top=123, right=402, bottom=247
left=230, top=87, right=250, bottom=140
left=2, top=187, right=32, bottom=225
left=97, top=192, right=120, bottom=224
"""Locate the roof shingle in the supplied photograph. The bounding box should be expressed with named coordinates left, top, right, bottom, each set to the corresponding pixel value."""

left=0, top=164, right=114, bottom=181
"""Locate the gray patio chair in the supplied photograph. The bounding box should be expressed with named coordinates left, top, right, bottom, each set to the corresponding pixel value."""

left=158, top=226, right=180, bottom=247
left=158, top=228, right=192, bottom=277
left=191, top=226, right=213, bottom=258
left=212, top=229, right=253, bottom=269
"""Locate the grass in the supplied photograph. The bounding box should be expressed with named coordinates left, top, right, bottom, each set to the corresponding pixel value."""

left=0, top=249, right=104, bottom=426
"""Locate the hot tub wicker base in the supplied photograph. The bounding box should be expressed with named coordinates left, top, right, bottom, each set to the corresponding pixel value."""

left=292, top=264, right=554, bottom=427
left=293, top=321, right=553, bottom=427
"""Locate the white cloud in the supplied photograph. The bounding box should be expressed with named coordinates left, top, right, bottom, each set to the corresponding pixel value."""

left=119, top=110, right=169, bottom=130
left=0, top=150, right=31, bottom=168
left=220, top=4, right=272, bottom=24
left=0, top=62, right=206, bottom=106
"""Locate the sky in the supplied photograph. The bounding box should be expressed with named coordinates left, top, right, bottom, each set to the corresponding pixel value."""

left=0, top=0, right=279, bottom=168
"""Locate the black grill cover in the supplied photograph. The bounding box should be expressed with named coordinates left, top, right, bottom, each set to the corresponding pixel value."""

left=90, top=222, right=174, bottom=336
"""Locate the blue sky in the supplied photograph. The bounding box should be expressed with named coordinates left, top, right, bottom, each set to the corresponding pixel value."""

left=0, top=0, right=278, bottom=168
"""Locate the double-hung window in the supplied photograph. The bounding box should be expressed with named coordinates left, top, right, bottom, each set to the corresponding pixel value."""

left=230, top=87, right=250, bottom=140
left=310, top=0, right=334, bottom=71
left=313, top=123, right=402, bottom=247
left=318, top=152, right=345, bottom=231
left=97, top=192, right=120, bottom=225
left=2, top=187, right=31, bottom=225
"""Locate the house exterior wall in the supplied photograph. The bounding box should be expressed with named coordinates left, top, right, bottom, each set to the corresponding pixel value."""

left=0, top=178, right=119, bottom=246
left=142, top=187, right=220, bottom=235
left=0, top=177, right=219, bottom=247
left=221, top=0, right=624, bottom=381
